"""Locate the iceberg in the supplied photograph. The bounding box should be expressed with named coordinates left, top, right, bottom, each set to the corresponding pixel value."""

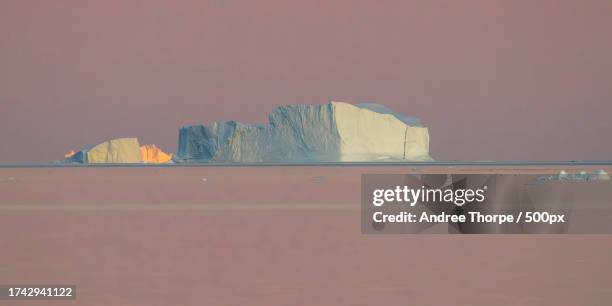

left=177, top=101, right=432, bottom=162
left=591, top=169, right=611, bottom=180
left=64, top=138, right=142, bottom=163
left=535, top=169, right=611, bottom=182
left=64, top=150, right=76, bottom=158
left=140, top=144, right=173, bottom=163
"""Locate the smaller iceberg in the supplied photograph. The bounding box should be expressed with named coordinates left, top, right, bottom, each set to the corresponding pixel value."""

left=61, top=138, right=174, bottom=164
left=140, top=144, right=173, bottom=163
left=64, top=138, right=142, bottom=163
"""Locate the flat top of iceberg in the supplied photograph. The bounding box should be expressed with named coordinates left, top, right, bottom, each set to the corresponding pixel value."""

left=356, top=102, right=422, bottom=127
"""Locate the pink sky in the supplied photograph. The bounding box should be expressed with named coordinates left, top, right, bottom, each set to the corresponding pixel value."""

left=1, top=0, right=611, bottom=163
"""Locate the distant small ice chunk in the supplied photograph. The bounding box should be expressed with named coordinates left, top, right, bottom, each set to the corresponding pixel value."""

left=553, top=170, right=610, bottom=181
left=591, top=169, right=610, bottom=180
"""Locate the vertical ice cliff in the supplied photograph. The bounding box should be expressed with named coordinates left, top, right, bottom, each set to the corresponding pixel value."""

left=177, top=101, right=432, bottom=162
left=334, top=102, right=430, bottom=161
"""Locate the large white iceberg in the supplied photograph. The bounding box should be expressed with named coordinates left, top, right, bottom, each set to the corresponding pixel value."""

left=177, top=101, right=432, bottom=162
